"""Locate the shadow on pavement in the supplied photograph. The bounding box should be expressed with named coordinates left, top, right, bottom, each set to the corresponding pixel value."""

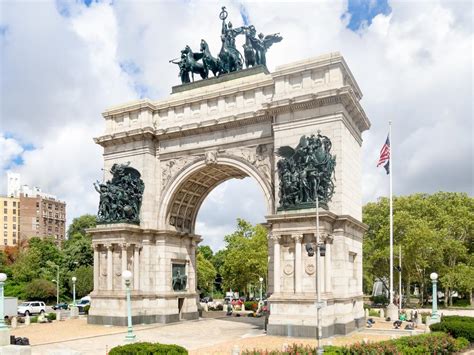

left=200, top=311, right=265, bottom=329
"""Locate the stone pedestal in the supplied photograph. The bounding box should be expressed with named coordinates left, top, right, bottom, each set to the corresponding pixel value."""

left=0, top=329, right=10, bottom=346
left=69, top=306, right=79, bottom=319
left=386, top=303, right=398, bottom=321
left=266, top=212, right=366, bottom=337
left=87, top=224, right=199, bottom=326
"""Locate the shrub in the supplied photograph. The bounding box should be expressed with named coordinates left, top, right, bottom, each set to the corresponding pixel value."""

left=242, top=333, right=468, bottom=354
left=83, top=305, right=90, bottom=315
left=109, top=342, right=188, bottom=355
left=430, top=315, right=474, bottom=342
left=370, top=294, right=388, bottom=306
left=24, top=279, right=56, bottom=302
left=368, top=309, right=379, bottom=317
left=46, top=313, right=56, bottom=321
left=30, top=316, right=38, bottom=323
left=244, top=301, right=258, bottom=311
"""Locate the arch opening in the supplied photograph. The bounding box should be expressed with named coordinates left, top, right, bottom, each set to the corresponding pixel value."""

left=161, top=158, right=273, bottom=234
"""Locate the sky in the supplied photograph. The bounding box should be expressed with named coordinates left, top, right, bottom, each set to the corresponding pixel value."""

left=1, top=0, right=472, bottom=251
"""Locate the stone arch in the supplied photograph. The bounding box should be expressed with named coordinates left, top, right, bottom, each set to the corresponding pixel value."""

left=158, top=155, right=274, bottom=233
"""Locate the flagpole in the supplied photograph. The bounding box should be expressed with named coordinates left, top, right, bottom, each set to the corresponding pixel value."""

left=399, top=245, right=402, bottom=313
left=389, top=121, right=394, bottom=306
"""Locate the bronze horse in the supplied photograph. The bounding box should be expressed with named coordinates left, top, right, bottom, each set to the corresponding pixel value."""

left=182, top=45, right=208, bottom=81
left=200, top=39, right=221, bottom=77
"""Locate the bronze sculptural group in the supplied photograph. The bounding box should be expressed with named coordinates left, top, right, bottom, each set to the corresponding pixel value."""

left=277, top=133, right=336, bottom=210
left=94, top=163, right=145, bottom=224
left=170, top=7, right=282, bottom=84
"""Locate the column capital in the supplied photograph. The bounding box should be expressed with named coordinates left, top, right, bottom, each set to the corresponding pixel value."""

left=121, top=243, right=130, bottom=250
left=93, top=244, right=101, bottom=251
left=269, top=232, right=281, bottom=242
left=134, top=243, right=143, bottom=251
left=292, top=234, right=303, bottom=243
left=105, top=243, right=114, bottom=251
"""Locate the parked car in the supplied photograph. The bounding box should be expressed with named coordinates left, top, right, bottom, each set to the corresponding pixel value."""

left=200, top=296, right=213, bottom=303
left=52, top=302, right=69, bottom=310
left=75, top=298, right=90, bottom=313
left=17, top=301, right=46, bottom=316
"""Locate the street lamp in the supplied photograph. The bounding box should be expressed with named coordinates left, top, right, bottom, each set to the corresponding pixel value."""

left=72, top=277, right=77, bottom=306
left=52, top=279, right=59, bottom=305
left=305, top=187, right=324, bottom=355
left=259, top=277, right=264, bottom=307
left=430, top=272, right=440, bottom=322
left=0, top=273, right=7, bottom=330
left=122, top=270, right=136, bottom=341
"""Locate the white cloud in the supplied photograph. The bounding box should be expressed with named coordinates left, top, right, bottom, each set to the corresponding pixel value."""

left=1, top=0, right=472, bottom=248
left=0, top=135, right=23, bottom=170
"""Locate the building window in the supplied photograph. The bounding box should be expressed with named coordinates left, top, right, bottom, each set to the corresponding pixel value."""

left=36, top=224, right=39, bottom=230
left=3, top=201, right=6, bottom=206
left=13, top=232, right=16, bottom=237
left=36, top=202, right=39, bottom=208
left=3, top=209, right=6, bottom=214
left=3, top=232, right=6, bottom=237
left=3, top=239, right=7, bottom=245
left=13, top=201, right=16, bottom=207
left=13, top=209, right=16, bottom=215
left=3, top=216, right=6, bottom=222
left=13, top=216, right=16, bottom=222
left=3, top=224, right=6, bottom=229
left=13, top=239, right=16, bottom=244
left=13, top=224, right=16, bottom=230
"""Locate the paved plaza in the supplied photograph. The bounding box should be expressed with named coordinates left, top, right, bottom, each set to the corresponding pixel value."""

left=6, top=312, right=438, bottom=355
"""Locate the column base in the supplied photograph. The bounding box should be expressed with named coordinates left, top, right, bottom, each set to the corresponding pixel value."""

left=88, top=312, right=198, bottom=326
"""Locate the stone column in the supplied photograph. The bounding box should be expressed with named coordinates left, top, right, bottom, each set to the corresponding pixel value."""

left=294, top=234, right=303, bottom=294
left=324, top=239, right=332, bottom=293
left=141, top=239, right=151, bottom=292
left=121, top=244, right=128, bottom=290
left=155, top=236, right=166, bottom=292
left=272, top=234, right=281, bottom=294
left=133, top=244, right=140, bottom=290
left=189, top=239, right=197, bottom=293
left=106, top=244, right=113, bottom=291
left=93, top=244, right=100, bottom=292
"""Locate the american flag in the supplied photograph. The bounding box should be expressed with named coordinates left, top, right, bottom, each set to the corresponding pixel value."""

left=377, top=135, right=390, bottom=174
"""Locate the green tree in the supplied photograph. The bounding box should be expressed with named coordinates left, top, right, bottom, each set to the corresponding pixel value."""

left=219, top=219, right=268, bottom=296
left=67, top=214, right=97, bottom=240
left=25, top=279, right=57, bottom=302
left=363, top=192, right=474, bottom=306
left=197, top=245, right=213, bottom=261
left=69, top=265, right=93, bottom=298
left=62, top=235, right=93, bottom=271
left=196, top=253, right=217, bottom=295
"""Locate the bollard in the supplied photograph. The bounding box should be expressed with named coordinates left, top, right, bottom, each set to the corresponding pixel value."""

left=25, top=315, right=30, bottom=326
left=364, top=308, right=369, bottom=318
left=379, top=309, right=385, bottom=319
left=11, top=316, right=17, bottom=329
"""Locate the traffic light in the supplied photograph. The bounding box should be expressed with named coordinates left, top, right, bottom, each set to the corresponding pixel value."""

left=305, top=242, right=315, bottom=257
left=319, top=244, right=326, bottom=257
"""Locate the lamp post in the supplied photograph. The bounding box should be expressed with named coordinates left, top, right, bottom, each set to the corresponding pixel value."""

left=72, top=277, right=77, bottom=306
left=430, top=272, right=440, bottom=322
left=259, top=277, right=264, bottom=307
left=51, top=264, right=60, bottom=304
left=122, top=270, right=136, bottom=341
left=305, top=189, right=324, bottom=355
left=0, top=273, right=7, bottom=330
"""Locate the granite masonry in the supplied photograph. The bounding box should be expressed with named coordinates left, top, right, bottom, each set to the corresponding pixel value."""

left=88, top=52, right=370, bottom=337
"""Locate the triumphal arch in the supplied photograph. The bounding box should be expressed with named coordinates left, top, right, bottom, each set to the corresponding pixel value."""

left=88, top=8, right=370, bottom=338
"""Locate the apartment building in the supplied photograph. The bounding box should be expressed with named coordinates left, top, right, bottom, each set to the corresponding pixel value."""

left=0, top=196, right=20, bottom=248
left=5, top=172, right=67, bottom=246
left=19, top=194, right=66, bottom=244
